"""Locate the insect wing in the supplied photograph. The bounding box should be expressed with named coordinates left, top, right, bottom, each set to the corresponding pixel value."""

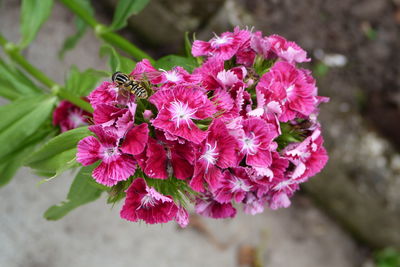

left=130, top=71, right=163, bottom=82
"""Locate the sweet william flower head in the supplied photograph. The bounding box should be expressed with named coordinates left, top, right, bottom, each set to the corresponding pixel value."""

left=120, top=178, right=179, bottom=224
left=76, top=27, right=329, bottom=225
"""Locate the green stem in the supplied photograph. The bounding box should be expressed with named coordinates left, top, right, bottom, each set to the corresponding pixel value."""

left=99, top=31, right=154, bottom=63
left=58, top=0, right=97, bottom=28
left=0, top=33, right=94, bottom=113
left=58, top=0, right=154, bottom=63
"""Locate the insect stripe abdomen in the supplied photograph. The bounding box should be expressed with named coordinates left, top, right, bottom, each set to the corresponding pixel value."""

left=112, top=72, right=130, bottom=85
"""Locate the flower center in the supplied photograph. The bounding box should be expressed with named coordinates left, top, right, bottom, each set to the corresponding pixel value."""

left=240, top=132, right=259, bottom=155
left=230, top=176, right=251, bottom=192
left=273, top=179, right=295, bottom=191
left=200, top=142, right=219, bottom=171
left=140, top=194, right=156, bottom=209
left=168, top=100, right=196, bottom=128
left=217, top=70, right=238, bottom=87
left=211, top=34, right=233, bottom=48
left=164, top=70, right=181, bottom=82
left=69, top=111, right=86, bottom=128
left=103, top=147, right=117, bottom=158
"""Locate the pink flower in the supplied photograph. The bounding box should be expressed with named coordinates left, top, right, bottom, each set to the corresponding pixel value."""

left=149, top=85, right=216, bottom=144
left=250, top=152, right=289, bottom=197
left=268, top=191, right=291, bottom=210
left=283, top=128, right=328, bottom=182
left=93, top=103, right=140, bottom=140
left=268, top=35, right=310, bottom=64
left=119, top=123, right=149, bottom=155
left=190, top=119, right=238, bottom=192
left=120, top=178, right=178, bottom=224
left=195, top=194, right=237, bottom=219
left=129, top=59, right=159, bottom=82
left=93, top=104, right=127, bottom=127
left=192, top=58, right=224, bottom=91
left=250, top=31, right=271, bottom=58
left=152, top=67, right=201, bottom=88
left=136, top=134, right=194, bottom=180
left=77, top=125, right=136, bottom=186
left=239, top=118, right=278, bottom=168
left=256, top=62, right=316, bottom=122
left=88, top=81, right=118, bottom=107
left=53, top=100, right=91, bottom=132
left=214, top=167, right=253, bottom=203
left=242, top=193, right=266, bottom=215
left=192, top=27, right=250, bottom=60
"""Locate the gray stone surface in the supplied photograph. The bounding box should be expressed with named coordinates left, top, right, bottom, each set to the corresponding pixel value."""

left=0, top=1, right=365, bottom=266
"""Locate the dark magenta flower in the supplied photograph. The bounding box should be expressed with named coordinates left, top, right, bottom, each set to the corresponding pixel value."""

left=120, top=178, right=178, bottom=224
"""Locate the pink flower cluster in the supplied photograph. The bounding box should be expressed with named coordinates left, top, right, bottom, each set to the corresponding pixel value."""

left=73, top=28, right=328, bottom=226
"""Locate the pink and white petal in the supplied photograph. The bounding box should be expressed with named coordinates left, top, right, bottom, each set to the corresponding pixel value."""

left=175, top=206, right=190, bottom=228
left=152, top=108, right=207, bottom=144
left=120, top=123, right=149, bottom=155
left=246, top=149, right=272, bottom=168
left=171, top=152, right=193, bottom=180
left=191, top=40, right=212, bottom=57
left=269, top=192, right=291, bottom=210
left=88, top=125, right=118, bottom=147
left=144, top=139, right=168, bottom=179
left=92, top=162, right=120, bottom=187
left=76, top=136, right=101, bottom=165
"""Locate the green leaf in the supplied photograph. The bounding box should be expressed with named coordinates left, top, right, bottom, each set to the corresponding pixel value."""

left=25, top=126, right=92, bottom=175
left=0, top=140, right=40, bottom=187
left=109, top=0, right=150, bottom=31
left=44, top=165, right=103, bottom=220
left=0, top=95, right=56, bottom=161
left=58, top=0, right=94, bottom=58
left=155, top=55, right=197, bottom=72
left=100, top=44, right=136, bottom=73
left=20, top=0, right=54, bottom=48
left=58, top=18, right=87, bottom=59
left=65, top=66, right=108, bottom=96
left=0, top=80, right=20, bottom=101
left=0, top=58, right=42, bottom=95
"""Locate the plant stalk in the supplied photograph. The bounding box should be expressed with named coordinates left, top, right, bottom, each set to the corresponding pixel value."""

left=58, top=0, right=154, bottom=64
left=0, top=33, right=94, bottom=113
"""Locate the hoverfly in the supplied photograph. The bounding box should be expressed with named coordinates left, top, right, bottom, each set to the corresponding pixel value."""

left=112, top=71, right=149, bottom=99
